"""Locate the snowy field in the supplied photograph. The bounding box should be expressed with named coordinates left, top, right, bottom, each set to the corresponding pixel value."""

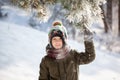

left=0, top=6, right=120, bottom=80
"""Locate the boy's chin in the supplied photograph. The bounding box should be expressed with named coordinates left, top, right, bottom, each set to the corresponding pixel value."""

left=54, top=46, right=62, bottom=49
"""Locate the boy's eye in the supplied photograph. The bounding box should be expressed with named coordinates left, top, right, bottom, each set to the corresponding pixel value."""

left=52, top=37, right=62, bottom=41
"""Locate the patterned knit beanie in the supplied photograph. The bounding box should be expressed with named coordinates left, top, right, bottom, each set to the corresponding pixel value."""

left=48, top=21, right=68, bottom=47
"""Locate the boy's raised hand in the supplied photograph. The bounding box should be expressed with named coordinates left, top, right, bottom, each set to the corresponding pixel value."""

left=83, top=26, right=93, bottom=42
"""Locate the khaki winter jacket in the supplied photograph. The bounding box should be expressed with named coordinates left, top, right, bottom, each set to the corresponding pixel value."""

left=39, top=41, right=95, bottom=80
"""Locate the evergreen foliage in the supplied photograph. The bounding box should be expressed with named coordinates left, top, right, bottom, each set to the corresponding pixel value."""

left=10, top=0, right=106, bottom=28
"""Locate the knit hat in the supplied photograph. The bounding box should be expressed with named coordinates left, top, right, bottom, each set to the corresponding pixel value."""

left=48, top=21, right=68, bottom=48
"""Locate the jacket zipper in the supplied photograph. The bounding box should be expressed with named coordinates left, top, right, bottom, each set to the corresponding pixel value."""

left=57, top=62, right=62, bottom=80
left=57, top=60, right=67, bottom=80
left=63, top=61, right=67, bottom=80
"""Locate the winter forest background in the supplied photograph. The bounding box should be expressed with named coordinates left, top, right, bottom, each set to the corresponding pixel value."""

left=0, top=0, right=120, bottom=80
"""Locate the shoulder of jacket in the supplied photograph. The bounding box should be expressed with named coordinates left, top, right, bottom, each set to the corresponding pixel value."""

left=42, top=55, right=49, bottom=61
left=69, top=49, right=83, bottom=56
left=69, top=49, right=77, bottom=56
left=42, top=55, right=55, bottom=63
left=69, top=49, right=78, bottom=54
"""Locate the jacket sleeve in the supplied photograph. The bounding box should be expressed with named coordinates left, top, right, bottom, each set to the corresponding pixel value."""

left=38, top=57, right=49, bottom=80
left=71, top=41, right=95, bottom=65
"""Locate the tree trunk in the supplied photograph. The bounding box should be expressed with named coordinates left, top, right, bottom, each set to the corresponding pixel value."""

left=100, top=4, right=109, bottom=33
left=107, top=0, right=112, bottom=30
left=118, top=0, right=120, bottom=36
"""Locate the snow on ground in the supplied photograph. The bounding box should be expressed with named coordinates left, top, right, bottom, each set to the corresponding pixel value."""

left=0, top=21, right=48, bottom=80
left=0, top=5, right=120, bottom=80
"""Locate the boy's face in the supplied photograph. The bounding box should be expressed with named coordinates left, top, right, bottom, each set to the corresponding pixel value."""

left=51, top=36, right=63, bottom=49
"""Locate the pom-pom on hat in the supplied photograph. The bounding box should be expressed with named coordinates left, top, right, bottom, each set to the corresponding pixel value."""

left=48, top=21, right=68, bottom=47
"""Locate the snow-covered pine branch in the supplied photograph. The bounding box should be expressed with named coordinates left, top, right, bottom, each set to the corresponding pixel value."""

left=40, top=0, right=106, bottom=28
left=63, top=0, right=106, bottom=28
left=11, top=0, right=106, bottom=27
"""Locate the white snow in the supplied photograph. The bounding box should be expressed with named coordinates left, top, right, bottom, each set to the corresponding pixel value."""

left=0, top=5, right=120, bottom=80
left=0, top=20, right=48, bottom=80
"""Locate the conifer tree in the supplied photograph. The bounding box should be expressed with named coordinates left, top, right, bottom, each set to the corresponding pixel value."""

left=40, top=0, right=106, bottom=28
left=11, top=0, right=106, bottom=28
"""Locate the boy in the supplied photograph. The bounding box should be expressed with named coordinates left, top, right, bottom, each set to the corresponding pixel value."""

left=38, top=21, right=95, bottom=80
